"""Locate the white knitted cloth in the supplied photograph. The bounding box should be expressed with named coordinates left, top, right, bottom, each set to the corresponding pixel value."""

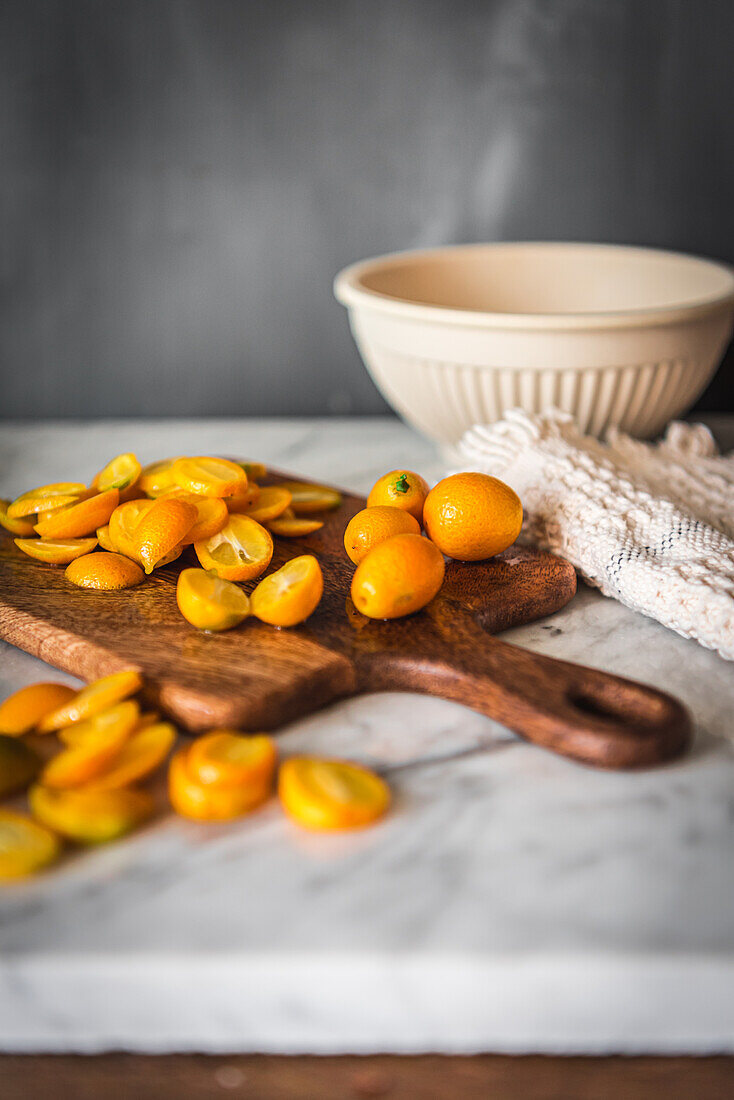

left=458, top=410, right=734, bottom=661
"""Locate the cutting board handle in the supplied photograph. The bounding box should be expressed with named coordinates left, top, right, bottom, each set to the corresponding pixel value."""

left=360, top=635, right=692, bottom=770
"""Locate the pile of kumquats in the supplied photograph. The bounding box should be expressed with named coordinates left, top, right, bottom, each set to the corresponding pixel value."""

left=0, top=454, right=522, bottom=878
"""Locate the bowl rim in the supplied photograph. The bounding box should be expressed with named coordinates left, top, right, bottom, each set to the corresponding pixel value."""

left=334, top=241, right=734, bottom=331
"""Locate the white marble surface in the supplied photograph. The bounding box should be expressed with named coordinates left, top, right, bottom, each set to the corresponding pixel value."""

left=0, top=417, right=733, bottom=1054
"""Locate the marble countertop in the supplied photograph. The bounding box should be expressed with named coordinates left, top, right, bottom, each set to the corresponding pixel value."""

left=1, top=417, right=733, bottom=1054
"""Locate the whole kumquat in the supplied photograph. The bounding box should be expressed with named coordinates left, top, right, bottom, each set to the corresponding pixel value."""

left=350, top=533, right=444, bottom=620
left=423, top=472, right=523, bottom=561
left=366, top=470, right=429, bottom=525
left=343, top=505, right=420, bottom=564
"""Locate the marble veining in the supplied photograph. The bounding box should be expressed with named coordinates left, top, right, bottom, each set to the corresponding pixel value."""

left=0, top=417, right=733, bottom=1053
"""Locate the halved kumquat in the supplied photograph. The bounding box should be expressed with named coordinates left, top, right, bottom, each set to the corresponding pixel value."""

left=66, top=552, right=145, bottom=590
left=251, top=555, right=323, bottom=627
left=138, top=457, right=182, bottom=497
left=108, top=498, right=154, bottom=560
left=0, top=681, right=76, bottom=736
left=33, top=488, right=119, bottom=538
left=7, top=483, right=88, bottom=519
left=171, top=456, right=247, bottom=498
left=278, top=757, right=390, bottom=831
left=88, top=721, right=176, bottom=790
left=38, top=670, right=143, bottom=732
left=91, top=452, right=142, bottom=493
left=194, top=514, right=273, bottom=582
left=0, top=499, right=36, bottom=536
left=30, top=784, right=154, bottom=844
left=0, top=810, right=61, bottom=879
left=176, top=568, right=250, bottom=632
left=168, top=746, right=271, bottom=822
left=15, top=537, right=99, bottom=565
left=172, top=495, right=229, bottom=543
left=186, top=731, right=277, bottom=789
left=132, top=497, right=197, bottom=573
left=266, top=509, right=324, bottom=537
left=272, top=481, right=341, bottom=514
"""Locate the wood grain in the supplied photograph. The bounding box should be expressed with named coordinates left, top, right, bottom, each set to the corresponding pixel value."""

left=0, top=472, right=691, bottom=769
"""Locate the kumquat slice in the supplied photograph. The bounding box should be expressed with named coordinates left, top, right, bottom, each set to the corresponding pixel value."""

left=33, top=488, right=119, bottom=539
left=229, top=486, right=292, bottom=523
left=40, top=715, right=135, bottom=788
left=57, top=700, right=141, bottom=747
left=176, top=568, right=250, bottom=632
left=66, top=552, right=145, bottom=590
left=194, top=514, right=273, bottom=582
left=171, top=456, right=247, bottom=499
left=0, top=682, right=76, bottom=736
left=38, top=670, right=143, bottom=732
left=7, top=483, right=88, bottom=520
left=236, top=460, right=267, bottom=481
left=251, top=555, right=323, bottom=627
left=132, top=497, right=197, bottom=574
left=30, top=784, right=154, bottom=844
left=173, top=495, right=229, bottom=544
left=15, top=537, right=99, bottom=565
left=0, top=735, right=41, bottom=798
left=278, top=757, right=390, bottom=831
left=0, top=499, right=36, bottom=536
left=225, top=484, right=260, bottom=514
left=0, top=810, right=61, bottom=879
left=265, top=509, right=324, bottom=537
left=186, top=731, right=277, bottom=789
left=88, top=721, right=176, bottom=791
left=168, top=746, right=271, bottom=822
left=271, top=481, right=342, bottom=515
left=138, top=457, right=182, bottom=497
left=91, top=452, right=142, bottom=493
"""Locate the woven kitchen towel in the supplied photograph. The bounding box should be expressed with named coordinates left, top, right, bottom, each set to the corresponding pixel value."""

left=458, top=410, right=734, bottom=660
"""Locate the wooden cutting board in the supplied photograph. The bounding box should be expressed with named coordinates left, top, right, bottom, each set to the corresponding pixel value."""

left=0, top=472, right=690, bottom=769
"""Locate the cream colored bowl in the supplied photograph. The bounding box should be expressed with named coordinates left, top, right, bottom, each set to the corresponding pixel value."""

left=334, top=242, right=734, bottom=443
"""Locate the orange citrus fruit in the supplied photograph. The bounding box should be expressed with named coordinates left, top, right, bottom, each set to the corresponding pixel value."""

left=15, top=537, right=99, bottom=564
left=138, top=457, right=182, bottom=497
left=194, top=514, right=273, bottom=582
left=0, top=735, right=41, bottom=797
left=343, top=505, right=420, bottom=564
left=228, top=485, right=291, bottom=522
left=350, top=533, right=444, bottom=620
left=0, top=682, right=76, bottom=736
left=272, top=481, right=341, bottom=514
left=366, top=470, right=429, bottom=524
left=236, top=460, right=267, bottom=481
left=66, top=551, right=145, bottom=589
left=88, top=721, right=176, bottom=790
left=171, top=456, right=247, bottom=498
left=57, top=700, right=141, bottom=747
left=30, top=784, right=154, bottom=844
left=132, top=497, right=197, bottom=573
left=423, top=472, right=523, bottom=561
left=41, top=713, right=135, bottom=788
left=96, top=524, right=116, bottom=552
left=33, top=488, right=119, bottom=538
left=7, top=482, right=88, bottom=519
left=170, top=494, right=229, bottom=543
left=265, top=509, right=324, bottom=537
left=176, top=567, right=250, bottom=632
left=251, top=555, right=323, bottom=626
left=225, top=484, right=260, bottom=513
left=91, top=452, right=142, bottom=493
left=38, top=670, right=143, bottom=732
left=278, top=757, right=390, bottom=831
left=0, top=498, right=36, bottom=536
left=186, top=731, right=277, bottom=789
left=108, top=498, right=154, bottom=559
left=0, top=810, right=61, bottom=879
left=168, top=746, right=271, bottom=821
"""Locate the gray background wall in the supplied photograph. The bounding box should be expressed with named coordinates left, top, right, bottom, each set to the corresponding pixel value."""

left=1, top=0, right=732, bottom=419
